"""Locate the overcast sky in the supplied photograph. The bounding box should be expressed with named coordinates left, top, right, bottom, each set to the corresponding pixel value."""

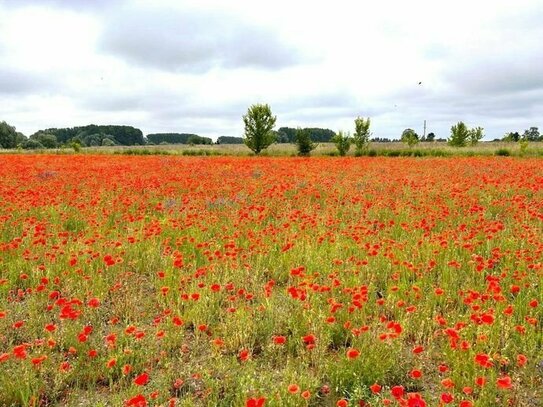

left=1, top=0, right=542, bottom=140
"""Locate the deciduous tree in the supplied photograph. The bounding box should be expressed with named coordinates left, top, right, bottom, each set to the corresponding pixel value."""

left=243, top=104, right=277, bottom=155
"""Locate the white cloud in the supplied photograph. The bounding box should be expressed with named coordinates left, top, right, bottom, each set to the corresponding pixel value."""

left=0, top=0, right=542, bottom=140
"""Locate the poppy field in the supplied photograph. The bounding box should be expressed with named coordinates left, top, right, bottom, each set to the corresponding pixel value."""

left=0, top=155, right=542, bottom=407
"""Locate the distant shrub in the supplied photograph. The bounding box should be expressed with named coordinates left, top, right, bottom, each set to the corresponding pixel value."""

left=495, top=148, right=511, bottom=156
left=295, top=128, right=317, bottom=156
left=519, top=139, right=529, bottom=156
left=332, top=131, right=351, bottom=156
left=181, top=149, right=221, bottom=156
left=119, top=148, right=171, bottom=156
left=102, top=138, right=115, bottom=146
left=24, top=139, right=44, bottom=150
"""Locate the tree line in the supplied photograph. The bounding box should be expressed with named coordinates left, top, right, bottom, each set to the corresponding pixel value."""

left=240, top=104, right=540, bottom=156
left=1, top=113, right=540, bottom=151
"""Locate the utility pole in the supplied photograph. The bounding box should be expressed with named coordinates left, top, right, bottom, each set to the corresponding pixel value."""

left=423, top=120, right=427, bottom=140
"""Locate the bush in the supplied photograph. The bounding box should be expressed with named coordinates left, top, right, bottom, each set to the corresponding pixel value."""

left=495, top=148, right=511, bottom=156
left=519, top=140, right=529, bottom=156
left=24, top=139, right=44, bottom=149
left=332, top=131, right=351, bottom=156
left=102, top=138, right=116, bottom=146
left=401, top=129, right=419, bottom=147
left=295, top=128, right=316, bottom=156
left=353, top=117, right=371, bottom=154
left=448, top=122, right=469, bottom=147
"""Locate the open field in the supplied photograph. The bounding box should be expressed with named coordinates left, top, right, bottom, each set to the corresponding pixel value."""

left=96, top=142, right=543, bottom=157
left=2, top=142, right=543, bottom=157
left=0, top=155, right=542, bottom=406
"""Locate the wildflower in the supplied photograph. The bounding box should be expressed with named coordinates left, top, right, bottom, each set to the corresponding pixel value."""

left=346, top=348, right=361, bottom=360
left=133, top=372, right=149, bottom=386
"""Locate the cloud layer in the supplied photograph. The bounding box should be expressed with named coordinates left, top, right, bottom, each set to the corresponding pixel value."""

left=0, top=0, right=542, bottom=140
left=98, top=6, right=305, bottom=73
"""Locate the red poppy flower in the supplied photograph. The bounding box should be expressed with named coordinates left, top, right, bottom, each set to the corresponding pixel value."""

left=245, top=397, right=266, bottom=407
left=133, top=372, right=149, bottom=386
left=496, top=376, right=512, bottom=389
left=346, top=348, right=361, bottom=360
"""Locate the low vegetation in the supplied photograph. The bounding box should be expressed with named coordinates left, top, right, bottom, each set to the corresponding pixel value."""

left=0, top=155, right=542, bottom=406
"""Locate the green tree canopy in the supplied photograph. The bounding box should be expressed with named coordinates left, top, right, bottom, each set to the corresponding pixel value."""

left=217, top=136, right=244, bottom=144
left=332, top=131, right=351, bottom=156
left=425, top=132, right=436, bottom=142
left=468, top=127, right=484, bottom=146
left=353, top=117, right=371, bottom=154
left=276, top=127, right=336, bottom=143
left=0, top=121, right=18, bottom=149
left=523, top=127, right=541, bottom=141
left=401, top=128, right=419, bottom=147
left=448, top=122, right=470, bottom=147
left=30, top=132, right=58, bottom=148
left=243, top=104, right=277, bottom=155
left=295, top=128, right=317, bottom=156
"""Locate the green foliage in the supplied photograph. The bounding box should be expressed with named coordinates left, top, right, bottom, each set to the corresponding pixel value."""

left=23, top=139, right=44, bottom=149
left=243, top=104, right=277, bottom=155
left=448, top=122, right=470, bottom=147
left=519, top=139, right=529, bottom=156
left=217, top=136, right=244, bottom=144
left=35, top=125, right=144, bottom=146
left=146, top=133, right=212, bottom=145
left=495, top=148, right=511, bottom=156
left=425, top=132, right=436, bottom=142
left=101, top=138, right=116, bottom=146
left=295, top=128, right=317, bottom=156
left=353, top=117, right=371, bottom=154
left=523, top=127, right=541, bottom=141
left=449, top=122, right=485, bottom=147
left=276, top=127, right=297, bottom=143
left=332, top=130, right=351, bottom=156
left=277, top=127, right=336, bottom=143
left=400, top=128, right=419, bottom=147
left=468, top=126, right=484, bottom=146
left=70, top=140, right=81, bottom=152
left=0, top=121, right=18, bottom=149
left=503, top=132, right=520, bottom=142
left=186, top=134, right=213, bottom=145
left=30, top=132, right=58, bottom=148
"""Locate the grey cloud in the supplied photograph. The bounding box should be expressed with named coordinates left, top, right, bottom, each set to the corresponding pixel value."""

left=98, top=7, right=306, bottom=73
left=283, top=90, right=357, bottom=110
left=446, top=54, right=543, bottom=95
left=0, top=67, right=58, bottom=94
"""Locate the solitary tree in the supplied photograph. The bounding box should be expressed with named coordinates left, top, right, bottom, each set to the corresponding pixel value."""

left=332, top=131, right=351, bottom=156
left=468, top=127, right=484, bottom=146
left=401, top=128, right=419, bottom=147
left=426, top=132, right=436, bottom=142
left=353, top=117, right=371, bottom=155
left=242, top=104, right=277, bottom=155
left=523, top=127, right=540, bottom=141
left=503, top=132, right=520, bottom=142
left=295, top=128, right=316, bottom=156
left=448, top=122, right=469, bottom=147
left=0, top=121, right=17, bottom=149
